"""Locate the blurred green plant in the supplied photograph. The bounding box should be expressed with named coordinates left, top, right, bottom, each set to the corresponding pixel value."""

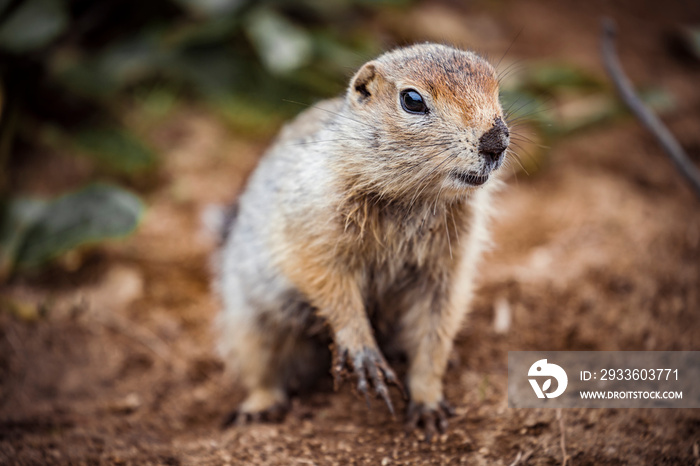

left=499, top=62, right=675, bottom=173
left=0, top=0, right=396, bottom=159
left=0, top=184, right=144, bottom=279
left=678, top=26, right=700, bottom=62
left=0, top=0, right=405, bottom=273
left=0, top=0, right=674, bottom=273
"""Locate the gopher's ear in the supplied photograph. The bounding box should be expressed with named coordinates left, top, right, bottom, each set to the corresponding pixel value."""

left=350, top=62, right=382, bottom=103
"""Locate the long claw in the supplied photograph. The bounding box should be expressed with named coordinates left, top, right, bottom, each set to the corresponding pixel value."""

left=423, top=411, right=437, bottom=442
left=375, top=381, right=395, bottom=417
left=333, top=347, right=348, bottom=391
left=333, top=344, right=400, bottom=416
left=406, top=402, right=419, bottom=430
left=356, top=372, right=369, bottom=396
left=381, top=366, right=407, bottom=400
left=405, top=400, right=453, bottom=440
left=440, top=399, right=456, bottom=417
left=437, top=408, right=448, bottom=433
left=368, top=359, right=395, bottom=417
left=355, top=354, right=371, bottom=407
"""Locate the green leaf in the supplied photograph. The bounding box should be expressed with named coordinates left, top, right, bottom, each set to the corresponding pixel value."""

left=0, top=198, right=48, bottom=278
left=14, top=184, right=144, bottom=268
left=0, top=0, right=68, bottom=53
left=245, top=7, right=313, bottom=75
left=210, top=93, right=285, bottom=137
left=172, top=0, right=243, bottom=17
left=57, top=34, right=165, bottom=97
left=353, top=0, right=415, bottom=5
left=167, top=46, right=245, bottom=96
left=75, top=127, right=157, bottom=174
left=680, top=26, right=700, bottom=62
left=0, top=0, right=13, bottom=14
left=500, top=88, right=553, bottom=129
left=639, top=87, right=676, bottom=114
left=524, top=63, right=603, bottom=93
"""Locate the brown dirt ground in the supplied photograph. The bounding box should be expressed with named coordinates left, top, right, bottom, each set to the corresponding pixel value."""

left=2, top=0, right=700, bottom=464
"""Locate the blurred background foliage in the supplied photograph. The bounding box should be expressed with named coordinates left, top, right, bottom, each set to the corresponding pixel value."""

left=0, top=0, right=402, bottom=276
left=0, top=0, right=395, bottom=179
left=0, top=0, right=681, bottom=277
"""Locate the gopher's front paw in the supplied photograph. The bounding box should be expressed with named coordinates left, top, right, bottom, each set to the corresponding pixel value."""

left=332, top=345, right=404, bottom=416
left=406, top=400, right=455, bottom=442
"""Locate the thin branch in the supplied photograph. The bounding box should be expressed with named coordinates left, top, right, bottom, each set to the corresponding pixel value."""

left=508, top=450, right=523, bottom=466
left=557, top=409, right=570, bottom=466
left=601, top=17, right=700, bottom=199
left=508, top=449, right=534, bottom=466
left=557, top=408, right=570, bottom=466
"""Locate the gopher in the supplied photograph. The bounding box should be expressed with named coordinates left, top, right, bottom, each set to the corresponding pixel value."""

left=216, top=43, right=509, bottom=439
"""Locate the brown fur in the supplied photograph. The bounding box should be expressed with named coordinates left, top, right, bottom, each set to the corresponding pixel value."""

left=216, top=43, right=508, bottom=438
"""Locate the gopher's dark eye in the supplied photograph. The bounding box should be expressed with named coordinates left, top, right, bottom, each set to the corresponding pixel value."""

left=400, top=89, right=428, bottom=114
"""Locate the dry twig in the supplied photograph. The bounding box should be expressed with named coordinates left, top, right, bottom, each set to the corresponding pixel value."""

left=509, top=449, right=534, bottom=466
left=601, top=18, right=700, bottom=199
left=557, top=409, right=570, bottom=466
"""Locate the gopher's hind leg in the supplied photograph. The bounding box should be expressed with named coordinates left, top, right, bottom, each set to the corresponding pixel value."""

left=221, top=325, right=289, bottom=426
left=221, top=317, right=326, bottom=427
left=221, top=316, right=317, bottom=427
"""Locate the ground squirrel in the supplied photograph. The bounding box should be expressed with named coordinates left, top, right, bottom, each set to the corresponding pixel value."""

left=216, top=43, right=509, bottom=439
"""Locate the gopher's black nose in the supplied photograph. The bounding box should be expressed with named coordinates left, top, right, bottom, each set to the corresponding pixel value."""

left=478, top=117, right=509, bottom=163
